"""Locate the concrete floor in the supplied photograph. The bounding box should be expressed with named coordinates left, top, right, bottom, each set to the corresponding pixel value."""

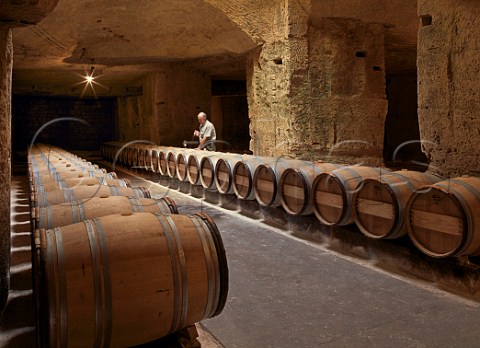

left=3, top=168, right=480, bottom=347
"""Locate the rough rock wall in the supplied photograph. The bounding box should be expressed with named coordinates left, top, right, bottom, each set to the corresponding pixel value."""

left=154, top=65, right=211, bottom=146
left=306, top=18, right=387, bottom=164
left=418, top=0, right=480, bottom=176
left=0, top=25, right=12, bottom=311
left=245, top=0, right=388, bottom=162
left=247, top=0, right=311, bottom=157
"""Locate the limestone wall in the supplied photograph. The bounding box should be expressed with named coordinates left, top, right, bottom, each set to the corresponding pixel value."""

left=306, top=18, right=387, bottom=164
left=0, top=25, right=12, bottom=310
left=418, top=0, right=480, bottom=176
left=117, top=65, right=211, bottom=147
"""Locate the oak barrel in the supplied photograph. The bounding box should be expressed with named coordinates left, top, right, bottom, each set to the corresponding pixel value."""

left=33, top=196, right=178, bottom=229
left=214, top=154, right=247, bottom=194
left=232, top=157, right=275, bottom=200
left=33, top=212, right=228, bottom=347
left=166, top=149, right=180, bottom=178
left=157, top=147, right=174, bottom=176
left=352, top=170, right=442, bottom=239
left=253, top=158, right=311, bottom=207
left=33, top=177, right=130, bottom=193
left=150, top=147, right=161, bottom=173
left=186, top=153, right=202, bottom=185
left=200, top=154, right=221, bottom=189
left=33, top=185, right=151, bottom=208
left=176, top=150, right=197, bottom=182
left=279, top=162, right=340, bottom=215
left=406, top=176, right=480, bottom=257
left=313, top=166, right=390, bottom=226
left=31, top=170, right=117, bottom=187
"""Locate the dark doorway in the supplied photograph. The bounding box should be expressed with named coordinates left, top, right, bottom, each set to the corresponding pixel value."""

left=383, top=74, right=428, bottom=170
left=211, top=80, right=250, bottom=153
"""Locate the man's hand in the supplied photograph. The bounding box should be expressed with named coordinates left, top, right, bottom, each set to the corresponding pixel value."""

left=193, top=130, right=200, bottom=137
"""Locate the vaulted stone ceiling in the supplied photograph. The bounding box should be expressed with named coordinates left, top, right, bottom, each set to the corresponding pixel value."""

left=8, top=0, right=418, bottom=97
left=11, top=0, right=259, bottom=96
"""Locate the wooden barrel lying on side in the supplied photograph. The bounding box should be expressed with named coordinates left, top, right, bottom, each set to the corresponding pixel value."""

left=406, top=176, right=480, bottom=258
left=214, top=154, right=247, bottom=194
left=166, top=149, right=180, bottom=179
left=279, top=162, right=340, bottom=215
left=33, top=196, right=178, bottom=229
left=150, top=147, right=161, bottom=173
left=200, top=154, right=221, bottom=190
left=147, top=146, right=162, bottom=173
left=232, top=157, right=275, bottom=200
left=186, top=153, right=202, bottom=185
left=31, top=170, right=118, bottom=187
left=33, top=177, right=130, bottom=193
left=176, top=150, right=197, bottom=182
left=313, top=166, right=391, bottom=226
left=33, top=185, right=151, bottom=208
left=157, top=147, right=174, bottom=176
left=31, top=167, right=107, bottom=181
left=253, top=158, right=312, bottom=207
left=352, top=170, right=442, bottom=239
left=33, top=212, right=228, bottom=348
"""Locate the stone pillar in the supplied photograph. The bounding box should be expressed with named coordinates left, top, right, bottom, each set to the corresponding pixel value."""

left=307, top=18, right=387, bottom=164
left=0, top=25, right=12, bottom=311
left=247, top=0, right=387, bottom=163
left=418, top=0, right=480, bottom=176
left=247, top=0, right=311, bottom=157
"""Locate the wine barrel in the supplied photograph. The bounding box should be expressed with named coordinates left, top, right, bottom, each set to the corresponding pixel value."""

left=33, top=212, right=228, bottom=348
left=148, top=147, right=162, bottom=173
left=166, top=149, right=178, bottom=178
left=33, top=177, right=130, bottom=193
left=313, top=166, right=391, bottom=226
left=31, top=170, right=118, bottom=187
left=33, top=196, right=178, bottom=229
left=157, top=147, right=173, bottom=176
left=150, top=147, right=161, bottom=173
left=200, top=154, right=221, bottom=189
left=33, top=185, right=151, bottom=208
left=186, top=152, right=202, bottom=185
left=279, top=162, right=340, bottom=215
left=176, top=150, right=197, bottom=182
left=253, top=158, right=312, bottom=207
left=31, top=166, right=107, bottom=181
left=406, top=176, right=480, bottom=258
left=232, top=157, right=276, bottom=200
left=214, top=154, right=248, bottom=195
left=352, top=170, right=442, bottom=239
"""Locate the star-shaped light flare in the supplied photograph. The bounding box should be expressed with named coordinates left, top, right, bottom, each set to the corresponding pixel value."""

left=73, top=66, right=109, bottom=98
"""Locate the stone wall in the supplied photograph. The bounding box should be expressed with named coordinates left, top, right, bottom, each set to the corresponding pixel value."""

left=306, top=18, right=387, bottom=164
left=117, top=65, right=211, bottom=147
left=13, top=96, right=115, bottom=153
left=418, top=0, right=480, bottom=176
left=245, top=1, right=389, bottom=164
left=154, top=65, right=211, bottom=147
left=0, top=25, right=12, bottom=311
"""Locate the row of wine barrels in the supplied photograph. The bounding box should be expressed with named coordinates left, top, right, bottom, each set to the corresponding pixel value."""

left=31, top=145, right=230, bottom=347
left=312, top=166, right=391, bottom=226
left=33, top=177, right=130, bottom=194
left=34, top=212, right=228, bottom=347
left=279, top=162, right=341, bottom=215
left=33, top=185, right=151, bottom=208
left=253, top=158, right=313, bottom=207
left=32, top=196, right=178, bottom=229
left=101, top=143, right=480, bottom=259
left=352, top=170, right=442, bottom=240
